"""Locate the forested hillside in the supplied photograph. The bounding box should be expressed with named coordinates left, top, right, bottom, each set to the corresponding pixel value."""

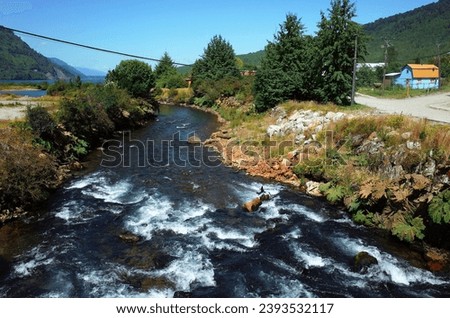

left=0, top=26, right=75, bottom=80
left=238, top=50, right=265, bottom=69
left=364, top=0, right=450, bottom=63
left=49, top=58, right=86, bottom=78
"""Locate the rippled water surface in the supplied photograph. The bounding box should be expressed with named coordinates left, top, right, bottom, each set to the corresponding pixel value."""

left=0, top=105, right=449, bottom=297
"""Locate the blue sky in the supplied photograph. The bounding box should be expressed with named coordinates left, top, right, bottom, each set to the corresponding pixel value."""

left=0, top=0, right=437, bottom=73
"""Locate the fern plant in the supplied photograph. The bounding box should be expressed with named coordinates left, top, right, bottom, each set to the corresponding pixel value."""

left=319, top=182, right=348, bottom=204
left=391, top=215, right=425, bottom=243
left=353, top=210, right=375, bottom=227
left=428, top=190, right=450, bottom=224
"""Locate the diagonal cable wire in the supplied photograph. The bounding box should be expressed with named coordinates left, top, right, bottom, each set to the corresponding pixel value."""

left=2, top=26, right=193, bottom=67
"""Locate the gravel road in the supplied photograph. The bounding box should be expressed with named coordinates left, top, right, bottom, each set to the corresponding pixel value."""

left=355, top=91, right=450, bottom=124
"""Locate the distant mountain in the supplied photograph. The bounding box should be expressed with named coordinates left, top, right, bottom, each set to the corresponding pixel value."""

left=235, top=1, right=450, bottom=68
left=235, top=1, right=450, bottom=69
left=176, top=50, right=266, bottom=75
left=0, top=26, right=76, bottom=80
left=238, top=50, right=265, bottom=68
left=75, top=67, right=106, bottom=77
left=364, top=0, right=450, bottom=63
left=49, top=57, right=85, bottom=77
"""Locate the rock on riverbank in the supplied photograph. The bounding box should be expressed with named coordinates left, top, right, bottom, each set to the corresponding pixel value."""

left=204, top=103, right=450, bottom=272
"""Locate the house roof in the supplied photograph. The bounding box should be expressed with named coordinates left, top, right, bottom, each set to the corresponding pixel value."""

left=385, top=72, right=401, bottom=77
left=407, top=64, right=439, bottom=79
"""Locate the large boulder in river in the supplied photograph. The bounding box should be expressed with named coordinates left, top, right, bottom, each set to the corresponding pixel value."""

left=188, top=135, right=202, bottom=144
left=242, top=193, right=271, bottom=212
left=353, top=251, right=378, bottom=273
left=174, top=291, right=193, bottom=298
left=243, top=197, right=262, bottom=212
left=119, top=231, right=141, bottom=243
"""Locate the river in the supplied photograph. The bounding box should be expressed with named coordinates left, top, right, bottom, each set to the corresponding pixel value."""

left=0, top=104, right=449, bottom=297
left=0, top=89, right=47, bottom=98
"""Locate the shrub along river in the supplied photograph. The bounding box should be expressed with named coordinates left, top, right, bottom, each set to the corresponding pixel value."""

left=0, top=104, right=449, bottom=297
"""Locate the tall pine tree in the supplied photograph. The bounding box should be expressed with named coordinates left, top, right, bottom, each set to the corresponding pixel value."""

left=155, top=52, right=185, bottom=88
left=192, top=35, right=240, bottom=82
left=254, top=14, right=312, bottom=112
left=155, top=52, right=177, bottom=79
left=314, top=0, right=366, bottom=105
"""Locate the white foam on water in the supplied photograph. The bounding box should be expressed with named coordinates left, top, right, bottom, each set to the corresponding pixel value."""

left=336, top=237, right=447, bottom=286
left=82, top=179, right=146, bottom=204
left=66, top=172, right=101, bottom=190
left=68, top=172, right=147, bottom=205
left=44, top=292, right=70, bottom=298
left=284, top=204, right=327, bottom=223
left=202, top=226, right=258, bottom=249
left=231, top=181, right=283, bottom=201
left=285, top=228, right=302, bottom=240
left=78, top=268, right=129, bottom=297
left=271, top=258, right=301, bottom=275
left=290, top=243, right=329, bottom=269
left=259, top=197, right=289, bottom=220
left=77, top=264, right=177, bottom=297
left=258, top=271, right=314, bottom=298
left=199, top=236, right=247, bottom=253
left=13, top=247, right=54, bottom=278
left=55, top=202, right=97, bottom=224
left=155, top=247, right=215, bottom=292
left=125, top=196, right=173, bottom=240
left=126, top=195, right=212, bottom=240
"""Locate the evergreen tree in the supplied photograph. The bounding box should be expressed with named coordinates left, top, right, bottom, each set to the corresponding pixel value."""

left=155, top=52, right=177, bottom=79
left=314, top=0, right=366, bottom=105
left=155, top=52, right=185, bottom=88
left=192, top=35, right=241, bottom=82
left=254, top=14, right=312, bottom=112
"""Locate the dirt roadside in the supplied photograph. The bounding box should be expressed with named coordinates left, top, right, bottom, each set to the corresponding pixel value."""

left=0, top=96, right=51, bottom=121
left=355, top=91, right=450, bottom=124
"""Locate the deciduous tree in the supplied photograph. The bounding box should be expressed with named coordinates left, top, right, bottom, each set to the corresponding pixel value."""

left=106, top=59, right=155, bottom=99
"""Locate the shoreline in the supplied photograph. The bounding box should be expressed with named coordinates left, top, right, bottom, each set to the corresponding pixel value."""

left=2, top=101, right=449, bottom=273
left=0, top=92, right=158, bottom=225
left=182, top=102, right=450, bottom=273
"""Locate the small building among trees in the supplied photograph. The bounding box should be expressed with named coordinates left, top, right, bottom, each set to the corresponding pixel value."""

left=394, top=64, right=439, bottom=89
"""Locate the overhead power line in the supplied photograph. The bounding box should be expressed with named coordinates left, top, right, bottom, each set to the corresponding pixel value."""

left=2, top=26, right=192, bottom=67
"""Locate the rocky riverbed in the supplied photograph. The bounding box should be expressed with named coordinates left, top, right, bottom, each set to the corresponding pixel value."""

left=204, top=103, right=450, bottom=272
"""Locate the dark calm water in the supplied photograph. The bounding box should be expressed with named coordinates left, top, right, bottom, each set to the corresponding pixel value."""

left=0, top=77, right=105, bottom=85
left=0, top=90, right=47, bottom=97
left=0, top=104, right=449, bottom=298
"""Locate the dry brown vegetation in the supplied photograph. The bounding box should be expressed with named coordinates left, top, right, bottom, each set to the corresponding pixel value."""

left=0, top=128, right=57, bottom=221
left=209, top=100, right=450, bottom=249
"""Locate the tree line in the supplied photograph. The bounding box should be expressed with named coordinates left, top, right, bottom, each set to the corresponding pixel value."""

left=191, top=0, right=366, bottom=111
left=106, top=0, right=365, bottom=112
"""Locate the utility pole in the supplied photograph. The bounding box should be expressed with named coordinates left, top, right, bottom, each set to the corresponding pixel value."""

left=351, top=37, right=358, bottom=106
left=437, top=42, right=442, bottom=89
left=382, top=38, right=391, bottom=90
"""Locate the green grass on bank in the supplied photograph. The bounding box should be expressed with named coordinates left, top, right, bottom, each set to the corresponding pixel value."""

left=358, top=81, right=450, bottom=99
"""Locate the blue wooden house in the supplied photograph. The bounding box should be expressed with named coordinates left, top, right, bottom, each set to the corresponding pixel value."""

left=394, top=64, right=439, bottom=89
